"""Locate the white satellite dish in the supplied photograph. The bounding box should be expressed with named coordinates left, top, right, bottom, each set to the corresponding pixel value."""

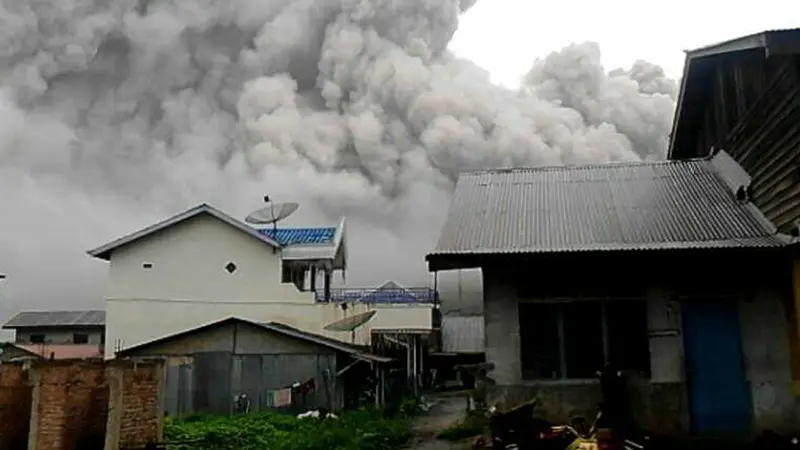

left=245, top=196, right=299, bottom=226
left=324, top=310, right=377, bottom=344
left=324, top=310, right=377, bottom=332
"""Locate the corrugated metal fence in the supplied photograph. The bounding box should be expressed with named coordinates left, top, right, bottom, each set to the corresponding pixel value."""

left=163, top=352, right=337, bottom=416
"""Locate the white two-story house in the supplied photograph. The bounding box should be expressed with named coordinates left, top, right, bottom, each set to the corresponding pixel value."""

left=87, top=203, right=435, bottom=357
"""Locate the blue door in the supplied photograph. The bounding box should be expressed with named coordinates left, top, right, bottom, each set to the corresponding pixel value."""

left=682, top=298, right=751, bottom=435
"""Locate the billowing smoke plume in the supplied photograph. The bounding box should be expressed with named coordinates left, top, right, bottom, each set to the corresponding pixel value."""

left=0, top=0, right=677, bottom=315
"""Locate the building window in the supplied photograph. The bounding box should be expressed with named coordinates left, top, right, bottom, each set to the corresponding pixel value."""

left=73, top=333, right=89, bottom=344
left=29, top=334, right=45, bottom=344
left=281, top=264, right=292, bottom=283
left=519, top=300, right=650, bottom=380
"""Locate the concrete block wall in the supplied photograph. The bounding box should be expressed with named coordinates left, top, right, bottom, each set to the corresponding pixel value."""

left=0, top=364, right=32, bottom=450
left=0, top=359, right=164, bottom=450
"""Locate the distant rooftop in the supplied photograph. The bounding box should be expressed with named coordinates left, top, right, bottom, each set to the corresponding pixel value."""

left=317, top=281, right=437, bottom=304
left=259, top=227, right=336, bottom=245
left=3, top=310, right=106, bottom=329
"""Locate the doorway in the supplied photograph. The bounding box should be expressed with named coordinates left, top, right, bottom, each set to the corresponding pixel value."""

left=682, top=298, right=751, bottom=435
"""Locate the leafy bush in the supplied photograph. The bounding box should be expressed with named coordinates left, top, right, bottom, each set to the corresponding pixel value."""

left=164, top=409, right=413, bottom=450
left=435, top=412, right=487, bottom=442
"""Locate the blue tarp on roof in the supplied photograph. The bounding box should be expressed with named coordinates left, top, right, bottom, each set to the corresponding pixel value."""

left=259, top=227, right=336, bottom=245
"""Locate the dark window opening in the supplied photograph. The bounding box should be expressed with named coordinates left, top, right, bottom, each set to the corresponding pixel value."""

left=519, top=303, right=560, bottom=379
left=29, top=334, right=45, bottom=344
left=281, top=264, right=292, bottom=283
left=142, top=262, right=153, bottom=269
left=225, top=262, right=237, bottom=274
left=73, top=333, right=89, bottom=344
left=281, top=263, right=309, bottom=292
left=519, top=299, right=650, bottom=380
left=562, top=302, right=604, bottom=379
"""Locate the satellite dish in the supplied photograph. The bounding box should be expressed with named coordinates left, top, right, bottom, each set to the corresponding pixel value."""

left=245, top=201, right=299, bottom=225
left=324, top=310, right=377, bottom=332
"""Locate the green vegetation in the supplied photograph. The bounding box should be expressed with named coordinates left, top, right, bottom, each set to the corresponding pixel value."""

left=435, top=412, right=488, bottom=442
left=164, top=409, right=413, bottom=450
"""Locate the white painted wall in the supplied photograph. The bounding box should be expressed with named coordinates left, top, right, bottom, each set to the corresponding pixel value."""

left=103, top=214, right=432, bottom=356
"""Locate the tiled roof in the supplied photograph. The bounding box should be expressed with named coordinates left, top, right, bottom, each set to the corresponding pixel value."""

left=429, top=150, right=788, bottom=257
left=3, top=310, right=106, bottom=329
left=441, top=315, right=484, bottom=354
left=259, top=227, right=336, bottom=245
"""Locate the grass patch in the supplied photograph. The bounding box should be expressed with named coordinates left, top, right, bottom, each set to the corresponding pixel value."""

left=164, top=409, right=413, bottom=450
left=435, top=413, right=488, bottom=442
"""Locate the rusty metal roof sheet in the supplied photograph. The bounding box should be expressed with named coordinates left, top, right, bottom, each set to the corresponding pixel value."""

left=429, top=150, right=788, bottom=258
left=441, top=315, right=484, bottom=354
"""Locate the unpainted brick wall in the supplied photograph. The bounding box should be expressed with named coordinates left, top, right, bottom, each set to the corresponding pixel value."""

left=33, top=360, right=108, bottom=450
left=0, top=363, right=32, bottom=450
left=117, top=362, right=163, bottom=447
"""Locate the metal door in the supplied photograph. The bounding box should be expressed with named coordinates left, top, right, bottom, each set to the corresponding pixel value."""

left=682, top=298, right=751, bottom=434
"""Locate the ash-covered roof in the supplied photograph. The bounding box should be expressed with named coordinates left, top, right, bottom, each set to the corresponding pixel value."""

left=3, top=310, right=106, bottom=329
left=427, top=150, right=788, bottom=268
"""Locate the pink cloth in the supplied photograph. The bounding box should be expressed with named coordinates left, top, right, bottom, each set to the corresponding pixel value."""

left=274, top=388, right=292, bottom=407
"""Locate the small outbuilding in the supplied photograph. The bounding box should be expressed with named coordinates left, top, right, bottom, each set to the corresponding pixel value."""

left=116, top=317, right=390, bottom=416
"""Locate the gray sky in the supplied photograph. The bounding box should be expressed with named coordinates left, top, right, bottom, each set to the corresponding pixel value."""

left=449, top=0, right=800, bottom=86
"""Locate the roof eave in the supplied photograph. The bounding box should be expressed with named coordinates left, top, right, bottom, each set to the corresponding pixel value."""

left=668, top=29, right=800, bottom=159
left=86, top=203, right=283, bottom=261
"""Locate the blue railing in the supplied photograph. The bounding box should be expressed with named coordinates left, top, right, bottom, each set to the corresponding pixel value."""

left=315, top=287, right=438, bottom=304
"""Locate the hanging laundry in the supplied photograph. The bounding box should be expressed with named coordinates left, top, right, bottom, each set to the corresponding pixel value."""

left=298, top=378, right=316, bottom=395
left=274, top=387, right=293, bottom=407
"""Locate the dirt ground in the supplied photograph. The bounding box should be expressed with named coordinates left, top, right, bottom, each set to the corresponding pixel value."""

left=409, top=392, right=477, bottom=450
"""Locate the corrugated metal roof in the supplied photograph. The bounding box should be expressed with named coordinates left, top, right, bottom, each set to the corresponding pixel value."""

left=116, top=317, right=390, bottom=363
left=429, top=150, right=788, bottom=257
left=441, top=315, right=484, bottom=353
left=259, top=227, right=336, bottom=245
left=3, top=310, right=106, bottom=329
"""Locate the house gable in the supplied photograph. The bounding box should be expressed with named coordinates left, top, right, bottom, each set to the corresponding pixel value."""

left=104, top=212, right=287, bottom=302
left=87, top=204, right=281, bottom=261
left=669, top=29, right=800, bottom=161
left=117, top=317, right=389, bottom=362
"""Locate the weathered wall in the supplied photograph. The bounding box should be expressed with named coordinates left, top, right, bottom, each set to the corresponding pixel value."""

left=30, top=360, right=108, bottom=450
left=0, top=359, right=167, bottom=450
left=739, top=281, right=798, bottom=432
left=481, top=251, right=798, bottom=435
left=105, top=360, right=164, bottom=450
left=0, top=363, right=32, bottom=450
left=15, top=328, right=104, bottom=346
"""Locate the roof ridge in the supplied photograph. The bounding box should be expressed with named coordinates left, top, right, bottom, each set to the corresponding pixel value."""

left=460, top=155, right=709, bottom=177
